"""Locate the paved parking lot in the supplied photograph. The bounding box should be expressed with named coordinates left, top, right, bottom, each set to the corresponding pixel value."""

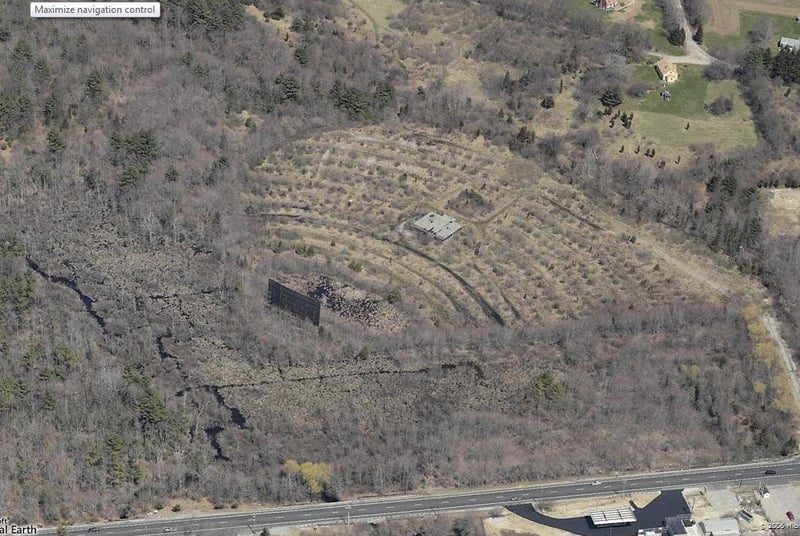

left=760, top=485, right=800, bottom=524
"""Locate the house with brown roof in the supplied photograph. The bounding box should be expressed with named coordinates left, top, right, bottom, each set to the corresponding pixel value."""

left=655, top=58, right=678, bottom=84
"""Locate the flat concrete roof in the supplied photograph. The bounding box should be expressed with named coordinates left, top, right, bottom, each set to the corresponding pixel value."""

left=413, top=212, right=462, bottom=240
left=701, top=518, right=740, bottom=536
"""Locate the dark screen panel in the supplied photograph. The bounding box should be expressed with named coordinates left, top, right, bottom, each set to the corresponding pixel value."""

left=268, top=279, right=321, bottom=326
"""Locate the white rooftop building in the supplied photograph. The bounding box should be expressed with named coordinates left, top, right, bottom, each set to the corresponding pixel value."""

left=589, top=508, right=637, bottom=527
left=702, top=518, right=741, bottom=536
left=413, top=212, right=462, bottom=240
left=778, top=37, right=800, bottom=51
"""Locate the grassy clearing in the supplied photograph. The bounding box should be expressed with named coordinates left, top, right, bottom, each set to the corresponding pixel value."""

left=611, top=0, right=648, bottom=23
left=706, top=80, right=753, bottom=119
left=443, top=58, right=500, bottom=106
left=741, top=10, right=800, bottom=40
left=346, top=0, right=405, bottom=37
left=706, top=11, right=800, bottom=51
left=631, top=110, right=757, bottom=150
left=704, top=31, right=742, bottom=52
left=764, top=189, right=800, bottom=237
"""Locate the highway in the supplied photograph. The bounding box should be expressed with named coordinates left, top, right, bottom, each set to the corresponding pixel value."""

left=39, top=457, right=800, bottom=536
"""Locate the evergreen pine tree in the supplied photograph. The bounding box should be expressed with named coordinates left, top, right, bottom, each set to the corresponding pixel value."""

left=600, top=88, right=622, bottom=108
left=46, top=128, right=66, bottom=153
left=668, top=27, right=686, bottom=46
left=692, top=23, right=704, bottom=44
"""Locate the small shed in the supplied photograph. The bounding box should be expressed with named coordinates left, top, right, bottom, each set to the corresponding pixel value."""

left=655, top=58, right=679, bottom=83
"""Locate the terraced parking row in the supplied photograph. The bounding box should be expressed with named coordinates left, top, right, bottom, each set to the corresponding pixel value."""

left=251, top=127, right=707, bottom=329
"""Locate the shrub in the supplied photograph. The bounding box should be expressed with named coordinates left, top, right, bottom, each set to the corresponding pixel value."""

left=706, top=96, right=733, bottom=115
left=294, top=244, right=316, bottom=257
left=386, top=289, right=402, bottom=303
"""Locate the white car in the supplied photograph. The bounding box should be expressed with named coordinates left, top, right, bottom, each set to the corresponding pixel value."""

left=591, top=480, right=603, bottom=486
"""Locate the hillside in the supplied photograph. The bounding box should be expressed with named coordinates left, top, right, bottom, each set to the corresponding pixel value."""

left=0, top=0, right=798, bottom=524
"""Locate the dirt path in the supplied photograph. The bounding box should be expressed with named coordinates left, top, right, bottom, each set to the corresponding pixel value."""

left=655, top=0, right=717, bottom=65
left=636, top=237, right=732, bottom=297
left=655, top=53, right=715, bottom=65
left=316, top=148, right=331, bottom=180
left=622, top=226, right=800, bottom=421
left=763, top=312, right=800, bottom=414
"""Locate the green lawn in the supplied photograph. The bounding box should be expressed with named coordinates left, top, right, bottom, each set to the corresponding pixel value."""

left=706, top=11, right=800, bottom=52
left=628, top=64, right=709, bottom=118
left=620, top=65, right=758, bottom=150
left=632, top=110, right=758, bottom=150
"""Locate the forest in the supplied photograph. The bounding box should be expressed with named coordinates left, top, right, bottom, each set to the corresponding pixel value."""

left=0, top=0, right=799, bottom=525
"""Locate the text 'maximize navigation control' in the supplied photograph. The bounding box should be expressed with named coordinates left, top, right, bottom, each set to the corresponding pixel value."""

left=31, top=2, right=161, bottom=18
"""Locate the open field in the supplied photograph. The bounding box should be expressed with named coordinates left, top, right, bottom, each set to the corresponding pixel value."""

left=706, top=10, right=800, bottom=51
left=346, top=0, right=404, bottom=37
left=706, top=0, right=800, bottom=36
left=248, top=125, right=727, bottom=328
left=628, top=109, right=757, bottom=152
left=704, top=1, right=800, bottom=51
left=764, top=189, right=800, bottom=237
